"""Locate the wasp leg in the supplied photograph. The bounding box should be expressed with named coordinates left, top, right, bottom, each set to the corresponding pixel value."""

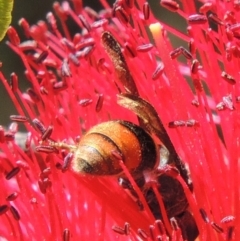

left=118, top=177, right=144, bottom=211
left=101, top=31, right=139, bottom=96
left=175, top=210, right=199, bottom=241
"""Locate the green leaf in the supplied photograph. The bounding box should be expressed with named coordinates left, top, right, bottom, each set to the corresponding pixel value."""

left=0, top=0, right=14, bottom=41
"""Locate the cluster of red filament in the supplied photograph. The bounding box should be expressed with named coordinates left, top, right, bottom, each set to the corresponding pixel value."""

left=0, top=0, right=240, bottom=240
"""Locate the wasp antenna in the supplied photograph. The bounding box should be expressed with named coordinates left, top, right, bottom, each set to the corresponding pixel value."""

left=48, top=140, right=77, bottom=152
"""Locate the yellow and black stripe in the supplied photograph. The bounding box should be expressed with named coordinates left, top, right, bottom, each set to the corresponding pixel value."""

left=72, top=120, right=157, bottom=175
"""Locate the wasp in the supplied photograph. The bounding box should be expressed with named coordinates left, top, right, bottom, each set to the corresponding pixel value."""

left=43, top=31, right=199, bottom=241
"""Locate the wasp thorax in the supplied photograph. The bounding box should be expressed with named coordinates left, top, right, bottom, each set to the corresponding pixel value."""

left=71, top=120, right=157, bottom=175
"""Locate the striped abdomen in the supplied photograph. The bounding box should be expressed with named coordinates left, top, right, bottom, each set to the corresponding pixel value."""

left=72, top=120, right=157, bottom=175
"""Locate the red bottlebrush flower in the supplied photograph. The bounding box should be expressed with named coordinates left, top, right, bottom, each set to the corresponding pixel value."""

left=0, top=0, right=239, bottom=240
